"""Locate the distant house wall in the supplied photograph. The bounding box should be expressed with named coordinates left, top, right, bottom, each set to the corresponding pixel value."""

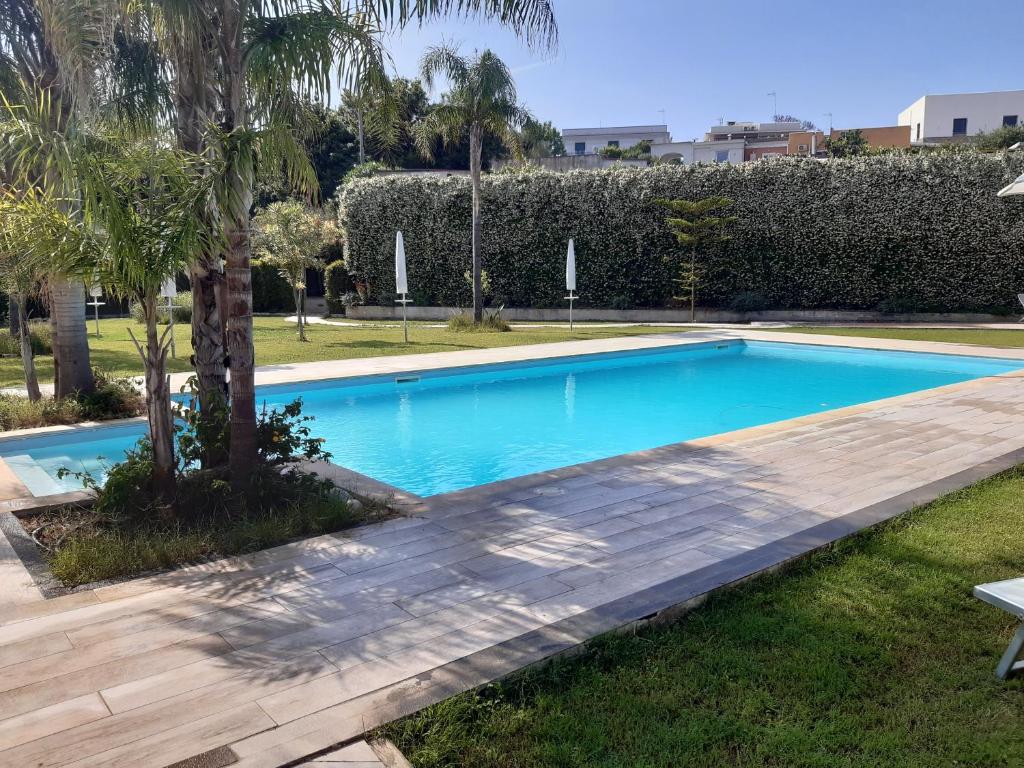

left=899, top=92, right=1024, bottom=143
left=561, top=125, right=671, bottom=155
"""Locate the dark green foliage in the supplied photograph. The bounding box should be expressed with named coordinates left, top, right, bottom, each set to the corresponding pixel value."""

left=520, top=118, right=564, bottom=158
left=341, top=154, right=1024, bottom=313
left=251, top=259, right=294, bottom=312
left=0, top=369, right=143, bottom=430
left=0, top=322, right=51, bottom=355
left=976, top=125, right=1024, bottom=151
left=60, top=391, right=331, bottom=526
left=599, top=140, right=652, bottom=160
left=729, top=290, right=770, bottom=312
left=826, top=129, right=869, bottom=157
left=324, top=259, right=355, bottom=313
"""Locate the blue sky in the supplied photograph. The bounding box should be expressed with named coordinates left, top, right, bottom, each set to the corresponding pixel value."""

left=380, top=0, right=1022, bottom=140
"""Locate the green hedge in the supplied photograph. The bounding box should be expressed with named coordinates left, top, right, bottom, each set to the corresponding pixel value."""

left=251, top=259, right=294, bottom=312
left=339, top=153, right=1024, bottom=313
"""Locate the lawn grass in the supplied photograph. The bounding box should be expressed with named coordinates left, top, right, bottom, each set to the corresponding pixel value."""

left=771, top=326, right=1024, bottom=348
left=0, top=317, right=689, bottom=389
left=384, top=468, right=1024, bottom=768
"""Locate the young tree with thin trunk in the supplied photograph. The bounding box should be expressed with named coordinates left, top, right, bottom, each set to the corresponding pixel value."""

left=414, top=46, right=532, bottom=322
left=0, top=190, right=48, bottom=401
left=252, top=200, right=340, bottom=342
left=655, top=197, right=736, bottom=322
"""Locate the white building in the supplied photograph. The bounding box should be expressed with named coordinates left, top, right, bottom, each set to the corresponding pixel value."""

left=561, top=125, right=672, bottom=155
left=654, top=139, right=745, bottom=165
left=558, top=124, right=744, bottom=166
left=898, top=90, right=1024, bottom=144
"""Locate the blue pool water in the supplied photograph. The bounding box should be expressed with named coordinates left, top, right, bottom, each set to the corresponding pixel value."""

left=2, top=340, right=1021, bottom=497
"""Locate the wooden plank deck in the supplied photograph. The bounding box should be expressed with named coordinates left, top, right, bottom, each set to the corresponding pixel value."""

left=1, top=332, right=1023, bottom=766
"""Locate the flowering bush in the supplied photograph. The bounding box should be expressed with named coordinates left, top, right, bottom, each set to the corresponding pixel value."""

left=340, top=152, right=1024, bottom=313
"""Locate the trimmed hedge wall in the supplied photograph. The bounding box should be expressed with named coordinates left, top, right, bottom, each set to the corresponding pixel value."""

left=340, top=153, right=1024, bottom=313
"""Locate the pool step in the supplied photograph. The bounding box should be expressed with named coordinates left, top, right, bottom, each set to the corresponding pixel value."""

left=3, top=454, right=71, bottom=498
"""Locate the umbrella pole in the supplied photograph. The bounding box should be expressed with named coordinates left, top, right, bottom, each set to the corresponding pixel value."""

left=566, top=291, right=576, bottom=332
left=397, top=294, right=411, bottom=343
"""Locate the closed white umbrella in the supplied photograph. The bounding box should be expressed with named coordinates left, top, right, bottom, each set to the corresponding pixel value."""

left=395, top=231, right=411, bottom=342
left=565, top=238, right=578, bottom=331
left=160, top=277, right=177, bottom=357
left=998, top=172, right=1024, bottom=197
left=395, top=231, right=408, bottom=294
left=566, top=238, right=576, bottom=292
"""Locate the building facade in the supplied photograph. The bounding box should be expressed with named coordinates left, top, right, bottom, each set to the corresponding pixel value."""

left=898, top=91, right=1024, bottom=144
left=561, top=125, right=672, bottom=156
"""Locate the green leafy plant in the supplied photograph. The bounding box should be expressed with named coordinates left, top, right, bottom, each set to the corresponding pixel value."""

left=130, top=291, right=193, bottom=325
left=598, top=140, right=652, bottom=160
left=447, top=306, right=510, bottom=332
left=252, top=201, right=341, bottom=341
left=324, top=259, right=357, bottom=314
left=340, top=153, right=1024, bottom=315
left=826, top=129, right=870, bottom=158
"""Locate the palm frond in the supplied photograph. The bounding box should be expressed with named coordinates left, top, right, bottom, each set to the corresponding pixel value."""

left=370, top=0, right=558, bottom=51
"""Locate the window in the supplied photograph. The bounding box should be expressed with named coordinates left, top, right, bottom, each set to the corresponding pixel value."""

left=715, top=149, right=729, bottom=163
left=916, top=122, right=921, bottom=141
left=1004, top=115, right=1019, bottom=127
left=952, top=117, right=968, bottom=135
left=607, top=140, right=619, bottom=148
left=798, top=144, right=808, bottom=152
left=574, top=141, right=586, bottom=155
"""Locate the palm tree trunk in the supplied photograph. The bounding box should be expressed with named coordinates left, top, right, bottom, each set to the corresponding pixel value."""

left=16, top=295, right=40, bottom=403
left=469, top=124, right=483, bottom=323
left=221, top=0, right=258, bottom=489
left=141, top=295, right=176, bottom=504
left=174, top=48, right=228, bottom=464
left=49, top=278, right=94, bottom=398
left=9, top=300, right=20, bottom=337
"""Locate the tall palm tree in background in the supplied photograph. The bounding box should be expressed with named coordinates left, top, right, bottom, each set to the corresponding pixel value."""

left=0, top=0, right=106, bottom=397
left=415, top=45, right=532, bottom=322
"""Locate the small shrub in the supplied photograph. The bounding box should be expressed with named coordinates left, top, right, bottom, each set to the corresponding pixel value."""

left=0, top=322, right=53, bottom=356
left=609, top=294, right=634, bottom=310
left=324, top=260, right=356, bottom=314
left=0, top=370, right=143, bottom=431
left=0, top=395, right=83, bottom=431
left=130, top=291, right=192, bottom=324
left=447, top=307, right=510, bottom=333
left=78, top=370, right=145, bottom=421
left=729, top=291, right=770, bottom=313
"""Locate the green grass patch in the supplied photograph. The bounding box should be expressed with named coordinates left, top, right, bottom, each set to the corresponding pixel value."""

left=771, top=326, right=1024, bottom=348
left=0, top=317, right=688, bottom=389
left=40, top=492, right=384, bottom=587
left=384, top=468, right=1024, bottom=767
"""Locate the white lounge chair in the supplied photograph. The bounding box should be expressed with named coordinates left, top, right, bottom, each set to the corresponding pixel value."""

left=974, top=577, right=1024, bottom=679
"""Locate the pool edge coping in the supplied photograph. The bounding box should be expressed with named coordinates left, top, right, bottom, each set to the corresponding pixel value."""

left=2, top=327, right=1024, bottom=606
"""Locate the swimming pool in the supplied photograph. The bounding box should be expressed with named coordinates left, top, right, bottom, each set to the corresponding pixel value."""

left=2, top=339, right=1021, bottom=498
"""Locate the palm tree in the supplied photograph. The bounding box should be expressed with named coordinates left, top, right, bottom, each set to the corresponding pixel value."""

left=415, top=46, right=532, bottom=322
left=0, top=189, right=49, bottom=401
left=80, top=142, right=213, bottom=504
left=150, top=0, right=555, bottom=488
left=0, top=0, right=106, bottom=397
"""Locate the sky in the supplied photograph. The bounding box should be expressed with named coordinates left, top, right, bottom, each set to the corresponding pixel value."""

left=379, top=0, right=1023, bottom=140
